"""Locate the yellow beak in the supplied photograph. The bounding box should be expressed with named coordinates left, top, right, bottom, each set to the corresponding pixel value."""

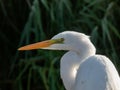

left=18, top=38, right=64, bottom=51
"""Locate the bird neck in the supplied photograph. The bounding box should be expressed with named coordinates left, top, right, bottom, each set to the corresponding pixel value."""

left=73, top=42, right=96, bottom=60
left=60, top=43, right=96, bottom=90
left=60, top=51, right=80, bottom=90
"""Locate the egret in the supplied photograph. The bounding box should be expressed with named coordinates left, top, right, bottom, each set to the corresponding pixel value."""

left=18, top=31, right=120, bottom=90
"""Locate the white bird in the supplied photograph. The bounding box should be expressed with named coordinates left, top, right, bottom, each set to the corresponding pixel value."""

left=18, top=31, right=120, bottom=90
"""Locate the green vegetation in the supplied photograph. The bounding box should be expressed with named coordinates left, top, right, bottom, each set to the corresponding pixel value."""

left=1, top=0, right=120, bottom=90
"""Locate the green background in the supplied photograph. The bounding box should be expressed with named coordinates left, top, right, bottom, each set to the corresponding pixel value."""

left=0, top=0, right=120, bottom=90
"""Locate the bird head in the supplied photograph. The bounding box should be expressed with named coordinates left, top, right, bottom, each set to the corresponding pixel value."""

left=18, top=31, right=95, bottom=54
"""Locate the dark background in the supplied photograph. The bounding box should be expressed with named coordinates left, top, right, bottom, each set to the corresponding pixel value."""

left=0, top=0, right=120, bottom=90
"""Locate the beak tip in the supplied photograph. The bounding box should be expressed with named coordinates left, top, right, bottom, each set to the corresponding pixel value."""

left=18, top=47, right=26, bottom=51
left=17, top=39, right=54, bottom=51
left=18, top=48, right=22, bottom=51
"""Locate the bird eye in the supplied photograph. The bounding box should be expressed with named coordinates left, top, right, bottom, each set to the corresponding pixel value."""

left=57, top=38, right=64, bottom=44
left=52, top=38, right=64, bottom=44
left=60, top=38, right=64, bottom=42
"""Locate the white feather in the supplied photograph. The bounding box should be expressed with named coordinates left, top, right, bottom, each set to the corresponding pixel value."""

left=44, top=31, right=120, bottom=90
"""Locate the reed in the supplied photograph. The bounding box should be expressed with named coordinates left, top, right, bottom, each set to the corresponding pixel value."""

left=1, top=0, right=120, bottom=89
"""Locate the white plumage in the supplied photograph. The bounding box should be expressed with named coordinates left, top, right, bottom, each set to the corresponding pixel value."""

left=18, top=31, right=120, bottom=90
left=51, top=31, right=120, bottom=90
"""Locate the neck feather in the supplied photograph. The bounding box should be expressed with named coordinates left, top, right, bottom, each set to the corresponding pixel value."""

left=60, top=43, right=96, bottom=90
